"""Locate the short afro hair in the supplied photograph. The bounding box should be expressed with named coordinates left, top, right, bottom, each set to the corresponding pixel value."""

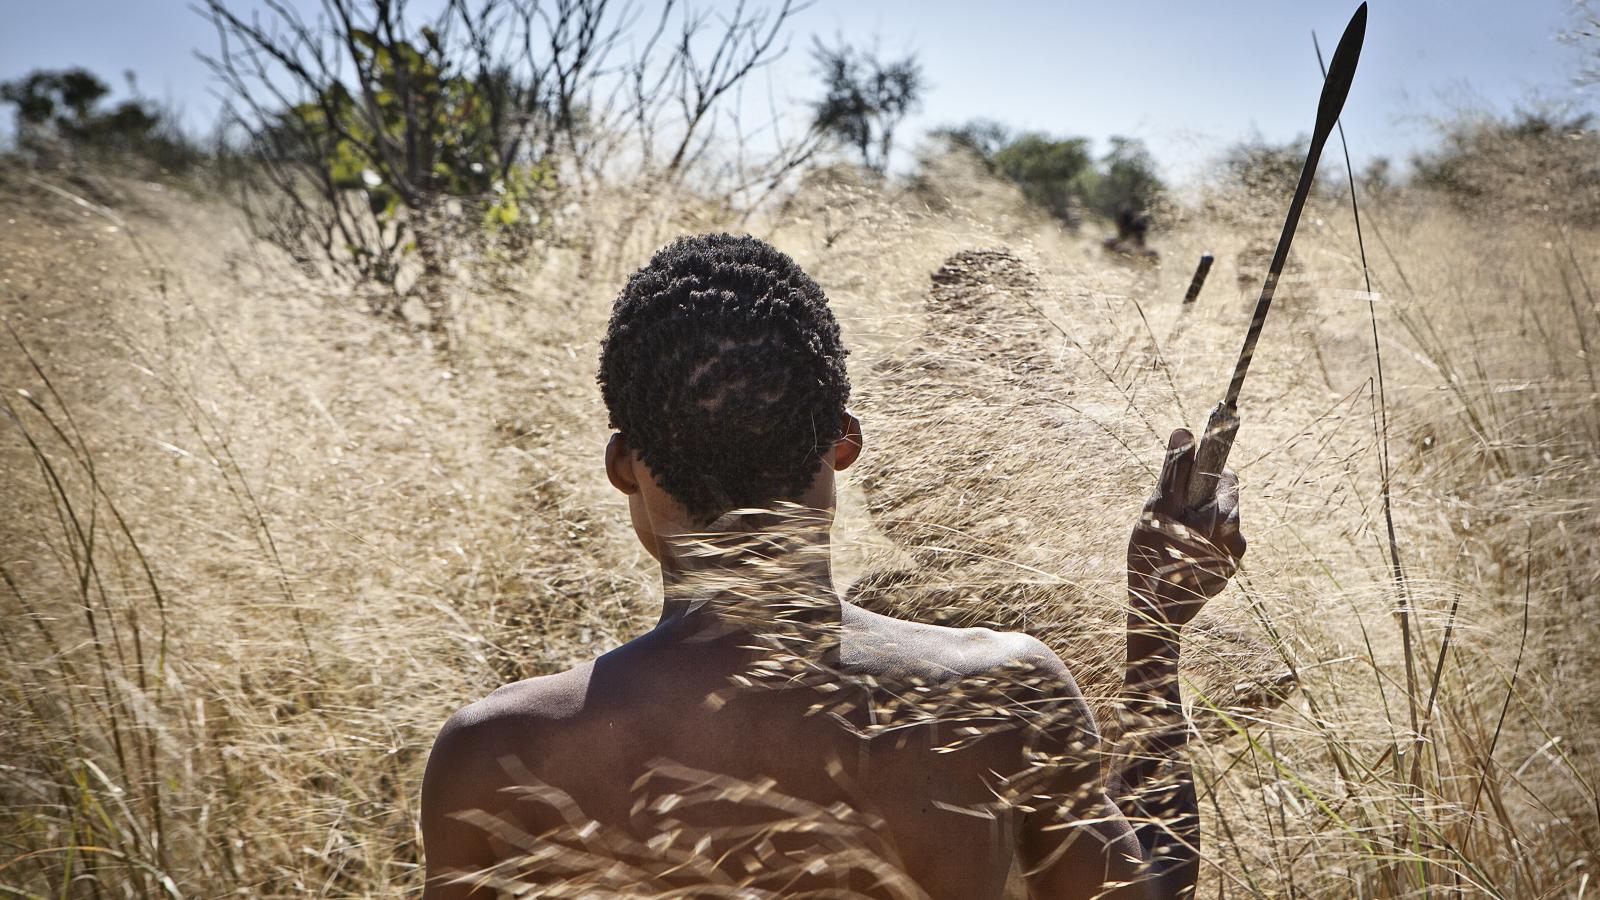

left=598, top=233, right=850, bottom=524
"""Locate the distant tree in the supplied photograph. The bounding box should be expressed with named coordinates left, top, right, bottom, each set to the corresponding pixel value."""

left=1219, top=136, right=1306, bottom=199
left=930, top=123, right=1168, bottom=234
left=809, top=37, right=923, bottom=174
left=930, top=118, right=1010, bottom=163
left=1090, top=136, right=1162, bottom=222
left=1360, top=155, right=1393, bottom=197
left=0, top=68, right=108, bottom=134
left=0, top=67, right=197, bottom=170
left=1562, top=0, right=1600, bottom=89
left=990, top=132, right=1095, bottom=223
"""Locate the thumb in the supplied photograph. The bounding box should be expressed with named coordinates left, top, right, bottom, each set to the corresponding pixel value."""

left=1156, top=428, right=1195, bottom=509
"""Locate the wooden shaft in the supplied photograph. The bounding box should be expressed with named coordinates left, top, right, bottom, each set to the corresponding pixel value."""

left=1185, top=401, right=1240, bottom=511
left=1182, top=252, right=1214, bottom=305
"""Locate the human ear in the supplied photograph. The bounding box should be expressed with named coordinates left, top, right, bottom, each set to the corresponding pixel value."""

left=832, top=411, right=863, bottom=471
left=605, top=433, right=640, bottom=494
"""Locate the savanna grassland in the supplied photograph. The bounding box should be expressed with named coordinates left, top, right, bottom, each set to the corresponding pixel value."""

left=2, top=142, right=1598, bottom=898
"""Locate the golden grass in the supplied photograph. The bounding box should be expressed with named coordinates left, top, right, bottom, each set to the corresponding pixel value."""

left=1, top=152, right=1596, bottom=897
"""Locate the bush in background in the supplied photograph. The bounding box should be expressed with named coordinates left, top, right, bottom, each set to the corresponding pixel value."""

left=0, top=68, right=200, bottom=173
left=1413, top=109, right=1600, bottom=226
left=927, top=121, right=1166, bottom=233
left=202, top=0, right=806, bottom=335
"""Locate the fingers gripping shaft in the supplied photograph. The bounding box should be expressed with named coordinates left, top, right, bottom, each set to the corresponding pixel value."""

left=1184, top=402, right=1240, bottom=511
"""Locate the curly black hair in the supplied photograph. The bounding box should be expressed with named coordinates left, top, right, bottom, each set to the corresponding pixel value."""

left=598, top=233, right=851, bottom=524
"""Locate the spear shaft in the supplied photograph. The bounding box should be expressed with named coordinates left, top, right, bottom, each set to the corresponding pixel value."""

left=1184, top=2, right=1368, bottom=510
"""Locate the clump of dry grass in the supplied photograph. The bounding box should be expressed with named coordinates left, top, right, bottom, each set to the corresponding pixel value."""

left=1, top=144, right=1597, bottom=898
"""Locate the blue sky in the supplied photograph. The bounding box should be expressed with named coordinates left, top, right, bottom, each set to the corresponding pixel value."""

left=1, top=1, right=1592, bottom=184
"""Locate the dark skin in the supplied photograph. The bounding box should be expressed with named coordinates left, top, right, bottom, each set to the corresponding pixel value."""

left=421, top=418, right=1244, bottom=898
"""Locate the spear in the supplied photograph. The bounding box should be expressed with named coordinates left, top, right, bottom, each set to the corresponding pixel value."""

left=1183, top=2, right=1369, bottom=510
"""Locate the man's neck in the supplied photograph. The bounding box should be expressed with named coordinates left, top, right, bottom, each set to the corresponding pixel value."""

left=653, top=511, right=843, bottom=633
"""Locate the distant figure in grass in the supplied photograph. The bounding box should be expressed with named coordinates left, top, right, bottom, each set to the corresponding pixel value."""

left=420, top=234, right=1246, bottom=898
left=1104, top=208, right=1159, bottom=260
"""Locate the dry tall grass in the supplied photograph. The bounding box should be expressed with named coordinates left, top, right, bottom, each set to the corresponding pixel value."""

left=1, top=149, right=1596, bottom=897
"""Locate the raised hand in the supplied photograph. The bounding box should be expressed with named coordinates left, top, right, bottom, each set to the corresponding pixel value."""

left=1127, top=428, right=1247, bottom=635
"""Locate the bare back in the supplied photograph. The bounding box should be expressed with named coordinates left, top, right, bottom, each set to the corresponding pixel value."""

left=421, top=601, right=1120, bottom=898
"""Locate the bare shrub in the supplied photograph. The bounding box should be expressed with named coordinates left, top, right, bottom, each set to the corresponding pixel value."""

left=201, top=0, right=810, bottom=336
left=1413, top=108, right=1600, bottom=226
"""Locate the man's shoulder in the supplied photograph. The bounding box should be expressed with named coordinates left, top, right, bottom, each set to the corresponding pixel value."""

left=841, top=602, right=1077, bottom=688
left=434, top=663, right=594, bottom=754
left=423, top=664, right=595, bottom=804
left=839, top=604, right=1100, bottom=755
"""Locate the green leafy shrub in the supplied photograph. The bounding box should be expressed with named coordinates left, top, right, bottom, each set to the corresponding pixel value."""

left=992, top=133, right=1095, bottom=224
left=929, top=123, right=1165, bottom=230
